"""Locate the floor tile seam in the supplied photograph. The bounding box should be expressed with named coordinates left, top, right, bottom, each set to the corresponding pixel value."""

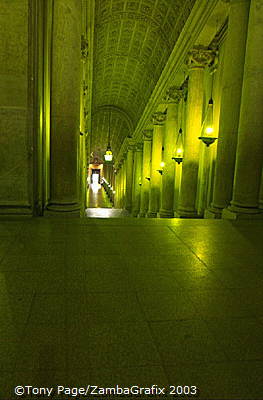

left=166, top=226, right=241, bottom=289
left=134, top=291, right=171, bottom=381
left=198, top=315, right=247, bottom=364
left=13, top=291, right=37, bottom=371
left=0, top=237, right=20, bottom=266
left=167, top=226, right=214, bottom=270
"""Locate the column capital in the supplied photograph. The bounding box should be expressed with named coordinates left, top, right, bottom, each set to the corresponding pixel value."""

left=186, top=46, right=216, bottom=70
left=83, top=81, right=88, bottom=96
left=127, top=144, right=136, bottom=152
left=152, top=111, right=166, bottom=125
left=135, top=142, right=143, bottom=151
left=143, top=129, right=153, bottom=140
left=81, top=35, right=89, bottom=62
left=126, top=137, right=136, bottom=150
left=164, top=86, right=183, bottom=104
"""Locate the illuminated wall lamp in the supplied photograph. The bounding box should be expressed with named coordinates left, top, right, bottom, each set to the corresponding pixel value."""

left=172, top=128, right=184, bottom=164
left=198, top=98, right=217, bottom=147
left=157, top=161, right=165, bottom=175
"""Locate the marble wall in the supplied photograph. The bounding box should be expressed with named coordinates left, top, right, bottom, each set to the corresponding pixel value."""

left=0, top=0, right=33, bottom=213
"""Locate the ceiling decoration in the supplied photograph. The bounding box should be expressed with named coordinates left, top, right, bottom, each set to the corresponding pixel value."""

left=91, top=107, right=131, bottom=161
left=91, top=0, right=197, bottom=157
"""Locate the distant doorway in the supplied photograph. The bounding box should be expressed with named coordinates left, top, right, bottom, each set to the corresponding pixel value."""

left=91, top=169, right=100, bottom=185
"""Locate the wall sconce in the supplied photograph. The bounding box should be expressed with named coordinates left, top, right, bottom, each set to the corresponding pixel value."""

left=198, top=98, right=217, bottom=147
left=172, top=128, right=184, bottom=164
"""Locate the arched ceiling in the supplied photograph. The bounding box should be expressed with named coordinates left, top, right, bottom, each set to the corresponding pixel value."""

left=91, top=107, right=132, bottom=162
left=91, top=0, right=196, bottom=157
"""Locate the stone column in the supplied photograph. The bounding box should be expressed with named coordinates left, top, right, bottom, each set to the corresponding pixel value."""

left=177, top=48, right=215, bottom=218
left=139, top=130, right=152, bottom=217
left=147, top=113, right=165, bottom=217
left=125, top=145, right=135, bottom=212
left=115, top=167, right=121, bottom=208
left=159, top=88, right=182, bottom=218
left=121, top=157, right=127, bottom=209
left=223, top=0, right=263, bottom=219
left=118, top=163, right=123, bottom=208
left=132, top=143, right=143, bottom=217
left=205, top=0, right=250, bottom=218
left=47, top=0, right=81, bottom=214
left=259, top=170, right=263, bottom=210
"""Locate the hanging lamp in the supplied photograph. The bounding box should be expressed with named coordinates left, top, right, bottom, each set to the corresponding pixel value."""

left=172, top=128, right=184, bottom=164
left=198, top=95, right=217, bottom=147
left=157, top=161, right=165, bottom=175
left=104, top=111, right=113, bottom=162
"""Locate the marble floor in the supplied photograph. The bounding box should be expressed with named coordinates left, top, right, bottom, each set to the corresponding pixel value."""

left=86, top=183, right=130, bottom=218
left=0, top=217, right=263, bottom=399
left=87, top=183, right=113, bottom=209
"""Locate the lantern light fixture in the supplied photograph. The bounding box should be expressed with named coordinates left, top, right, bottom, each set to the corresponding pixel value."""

left=172, top=128, right=184, bottom=164
left=157, top=161, right=165, bottom=175
left=104, top=111, right=113, bottom=161
left=198, top=98, right=217, bottom=147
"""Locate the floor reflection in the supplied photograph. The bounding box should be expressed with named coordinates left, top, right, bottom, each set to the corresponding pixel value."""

left=87, top=182, right=112, bottom=209
left=86, top=182, right=129, bottom=218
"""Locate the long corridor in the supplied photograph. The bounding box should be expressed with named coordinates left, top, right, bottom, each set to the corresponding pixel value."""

left=0, top=218, right=263, bottom=399
left=86, top=183, right=129, bottom=218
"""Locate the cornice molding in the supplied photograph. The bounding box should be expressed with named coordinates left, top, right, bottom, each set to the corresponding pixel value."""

left=133, top=0, right=220, bottom=142
left=143, top=129, right=153, bottom=140
left=163, top=86, right=183, bottom=104
left=152, top=111, right=166, bottom=125
left=186, top=46, right=217, bottom=69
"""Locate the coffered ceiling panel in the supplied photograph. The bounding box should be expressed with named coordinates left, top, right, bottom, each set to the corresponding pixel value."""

left=91, top=0, right=196, bottom=156
left=91, top=108, right=131, bottom=162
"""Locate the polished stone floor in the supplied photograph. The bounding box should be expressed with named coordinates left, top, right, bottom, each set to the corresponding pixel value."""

left=0, top=217, right=263, bottom=399
left=86, top=183, right=130, bottom=218
left=87, top=183, right=112, bottom=208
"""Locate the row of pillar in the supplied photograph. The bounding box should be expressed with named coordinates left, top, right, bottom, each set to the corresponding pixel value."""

left=115, top=0, right=263, bottom=220
left=207, top=0, right=263, bottom=219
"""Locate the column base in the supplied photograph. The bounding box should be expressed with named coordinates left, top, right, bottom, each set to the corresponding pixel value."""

left=146, top=211, right=158, bottom=218
left=45, top=202, right=80, bottom=217
left=138, top=211, right=147, bottom=218
left=175, top=208, right=200, bottom=218
left=222, top=205, right=263, bottom=220
left=131, top=209, right=139, bottom=217
left=159, top=209, right=174, bottom=218
left=204, top=206, right=223, bottom=219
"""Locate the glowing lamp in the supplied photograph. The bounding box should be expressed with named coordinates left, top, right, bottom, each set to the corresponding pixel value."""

left=172, top=128, right=184, bottom=164
left=104, top=148, right=113, bottom=162
left=157, top=161, right=165, bottom=175
left=205, top=126, right=214, bottom=134
left=199, top=98, right=217, bottom=147
left=104, top=110, right=113, bottom=161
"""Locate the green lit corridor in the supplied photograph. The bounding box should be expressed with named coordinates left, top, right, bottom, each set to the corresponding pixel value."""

left=0, top=218, right=263, bottom=399
left=86, top=182, right=129, bottom=218
left=1, top=0, right=263, bottom=398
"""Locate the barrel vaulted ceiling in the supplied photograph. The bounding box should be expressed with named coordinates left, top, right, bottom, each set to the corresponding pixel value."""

left=91, top=0, right=197, bottom=158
